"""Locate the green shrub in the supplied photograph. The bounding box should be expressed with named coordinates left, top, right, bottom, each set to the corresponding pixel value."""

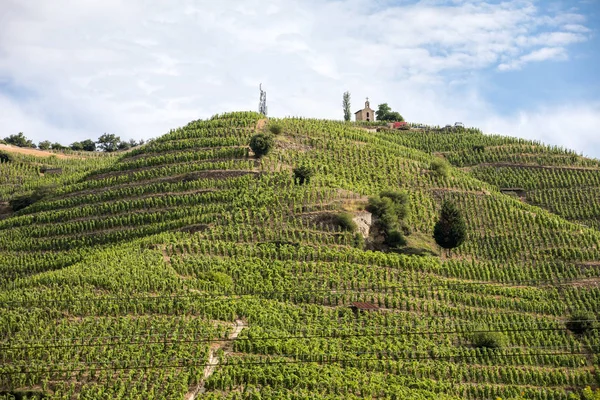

left=566, top=311, right=596, bottom=335
left=0, top=151, right=12, bottom=163
left=9, top=186, right=55, bottom=212
left=293, top=165, right=314, bottom=185
left=334, top=212, right=357, bottom=232
left=249, top=134, right=275, bottom=158
left=385, top=230, right=407, bottom=248
left=433, top=200, right=467, bottom=252
left=430, top=158, right=450, bottom=178
left=471, top=330, right=507, bottom=349
left=268, top=124, right=283, bottom=135
left=367, top=190, right=410, bottom=236
left=353, top=232, right=365, bottom=249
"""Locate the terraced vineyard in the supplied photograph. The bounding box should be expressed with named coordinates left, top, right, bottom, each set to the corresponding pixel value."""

left=0, top=112, right=598, bottom=399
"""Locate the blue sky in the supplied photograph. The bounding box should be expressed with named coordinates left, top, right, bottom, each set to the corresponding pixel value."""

left=0, top=0, right=599, bottom=157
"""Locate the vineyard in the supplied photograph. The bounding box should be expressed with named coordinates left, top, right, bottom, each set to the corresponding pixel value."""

left=0, top=111, right=598, bottom=399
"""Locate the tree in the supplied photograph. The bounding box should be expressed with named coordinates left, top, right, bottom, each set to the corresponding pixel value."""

left=38, top=140, right=52, bottom=150
left=97, top=133, right=121, bottom=152
left=375, top=103, right=404, bottom=122
left=430, top=158, right=450, bottom=178
left=343, top=91, right=351, bottom=122
left=293, top=165, right=314, bottom=185
left=566, top=311, right=596, bottom=335
left=51, top=142, right=66, bottom=150
left=249, top=134, right=274, bottom=158
left=433, top=200, right=467, bottom=254
left=70, top=141, right=84, bottom=151
left=81, top=139, right=96, bottom=151
left=4, top=132, right=36, bottom=148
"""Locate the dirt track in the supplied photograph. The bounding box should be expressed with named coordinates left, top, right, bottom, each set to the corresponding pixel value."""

left=0, top=144, right=78, bottom=159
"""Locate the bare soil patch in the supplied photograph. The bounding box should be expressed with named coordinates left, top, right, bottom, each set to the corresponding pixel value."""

left=566, top=278, right=600, bottom=288
left=0, top=144, right=80, bottom=159
left=255, top=118, right=268, bottom=131
left=0, top=202, right=12, bottom=220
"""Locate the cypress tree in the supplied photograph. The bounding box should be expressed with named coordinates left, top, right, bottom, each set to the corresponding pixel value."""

left=433, top=200, right=467, bottom=255
left=343, top=91, right=351, bottom=122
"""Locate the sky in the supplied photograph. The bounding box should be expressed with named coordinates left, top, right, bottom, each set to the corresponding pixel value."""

left=1, top=0, right=599, bottom=157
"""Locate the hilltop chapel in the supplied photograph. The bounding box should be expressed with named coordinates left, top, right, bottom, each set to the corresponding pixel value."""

left=355, top=98, right=375, bottom=122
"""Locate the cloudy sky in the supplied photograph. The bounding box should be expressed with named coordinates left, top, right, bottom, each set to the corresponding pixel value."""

left=1, top=0, right=599, bottom=157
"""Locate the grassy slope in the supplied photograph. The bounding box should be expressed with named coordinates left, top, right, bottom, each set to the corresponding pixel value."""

left=0, top=112, right=598, bottom=400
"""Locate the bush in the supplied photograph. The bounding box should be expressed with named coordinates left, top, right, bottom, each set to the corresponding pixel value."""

left=385, top=230, right=407, bottom=248
left=293, top=165, right=314, bottom=185
left=433, top=200, right=467, bottom=252
left=566, top=311, right=596, bottom=335
left=4, top=132, right=36, bottom=148
left=353, top=232, right=365, bottom=249
left=9, top=186, right=55, bottom=212
left=472, top=145, right=485, bottom=152
left=268, top=124, right=283, bottom=135
left=249, top=134, right=275, bottom=158
left=367, top=191, right=410, bottom=232
left=430, top=158, right=450, bottom=178
left=334, top=212, right=357, bottom=232
left=0, top=151, right=12, bottom=163
left=471, top=330, right=507, bottom=349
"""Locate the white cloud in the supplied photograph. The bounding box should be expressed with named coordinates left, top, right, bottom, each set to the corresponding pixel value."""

left=0, top=0, right=597, bottom=156
left=476, top=103, right=600, bottom=158
left=498, top=47, right=568, bottom=70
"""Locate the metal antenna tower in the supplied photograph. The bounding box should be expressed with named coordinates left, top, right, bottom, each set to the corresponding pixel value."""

left=259, top=83, right=267, bottom=116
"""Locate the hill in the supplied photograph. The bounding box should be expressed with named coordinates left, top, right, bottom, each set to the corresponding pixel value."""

left=0, top=112, right=599, bottom=400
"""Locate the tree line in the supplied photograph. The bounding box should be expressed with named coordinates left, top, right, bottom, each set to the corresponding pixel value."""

left=1, top=132, right=145, bottom=152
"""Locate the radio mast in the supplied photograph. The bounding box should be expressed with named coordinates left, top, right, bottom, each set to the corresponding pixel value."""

left=259, top=83, right=267, bottom=116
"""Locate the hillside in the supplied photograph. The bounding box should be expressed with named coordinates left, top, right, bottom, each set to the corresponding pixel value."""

left=0, top=111, right=599, bottom=400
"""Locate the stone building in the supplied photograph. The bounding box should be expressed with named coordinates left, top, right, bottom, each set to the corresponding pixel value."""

left=354, top=98, right=374, bottom=122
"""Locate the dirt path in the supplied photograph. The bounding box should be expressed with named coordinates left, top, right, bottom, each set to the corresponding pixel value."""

left=255, top=118, right=268, bottom=131
left=185, top=319, right=247, bottom=400
left=0, top=144, right=80, bottom=159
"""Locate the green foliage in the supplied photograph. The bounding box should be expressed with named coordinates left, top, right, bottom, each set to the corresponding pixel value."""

left=3, top=132, right=36, bottom=148
left=433, top=200, right=467, bottom=251
left=375, top=103, right=404, bottom=122
left=51, top=142, right=66, bottom=150
left=471, top=330, right=507, bottom=349
left=71, top=139, right=96, bottom=152
left=353, top=232, right=365, bottom=249
left=293, top=165, right=314, bottom=185
left=0, top=151, right=12, bottom=163
left=472, top=145, right=485, bottom=152
left=249, top=134, right=274, bottom=158
left=268, top=124, right=283, bottom=135
left=566, top=311, right=597, bottom=335
left=38, top=140, right=52, bottom=150
left=0, top=113, right=598, bottom=399
left=582, top=387, right=600, bottom=400
left=334, top=212, right=357, bottom=232
left=430, top=158, right=450, bottom=178
left=385, top=230, right=407, bottom=248
left=97, top=133, right=121, bottom=152
left=343, top=91, right=351, bottom=122
left=9, top=185, right=55, bottom=212
left=367, top=191, right=410, bottom=233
